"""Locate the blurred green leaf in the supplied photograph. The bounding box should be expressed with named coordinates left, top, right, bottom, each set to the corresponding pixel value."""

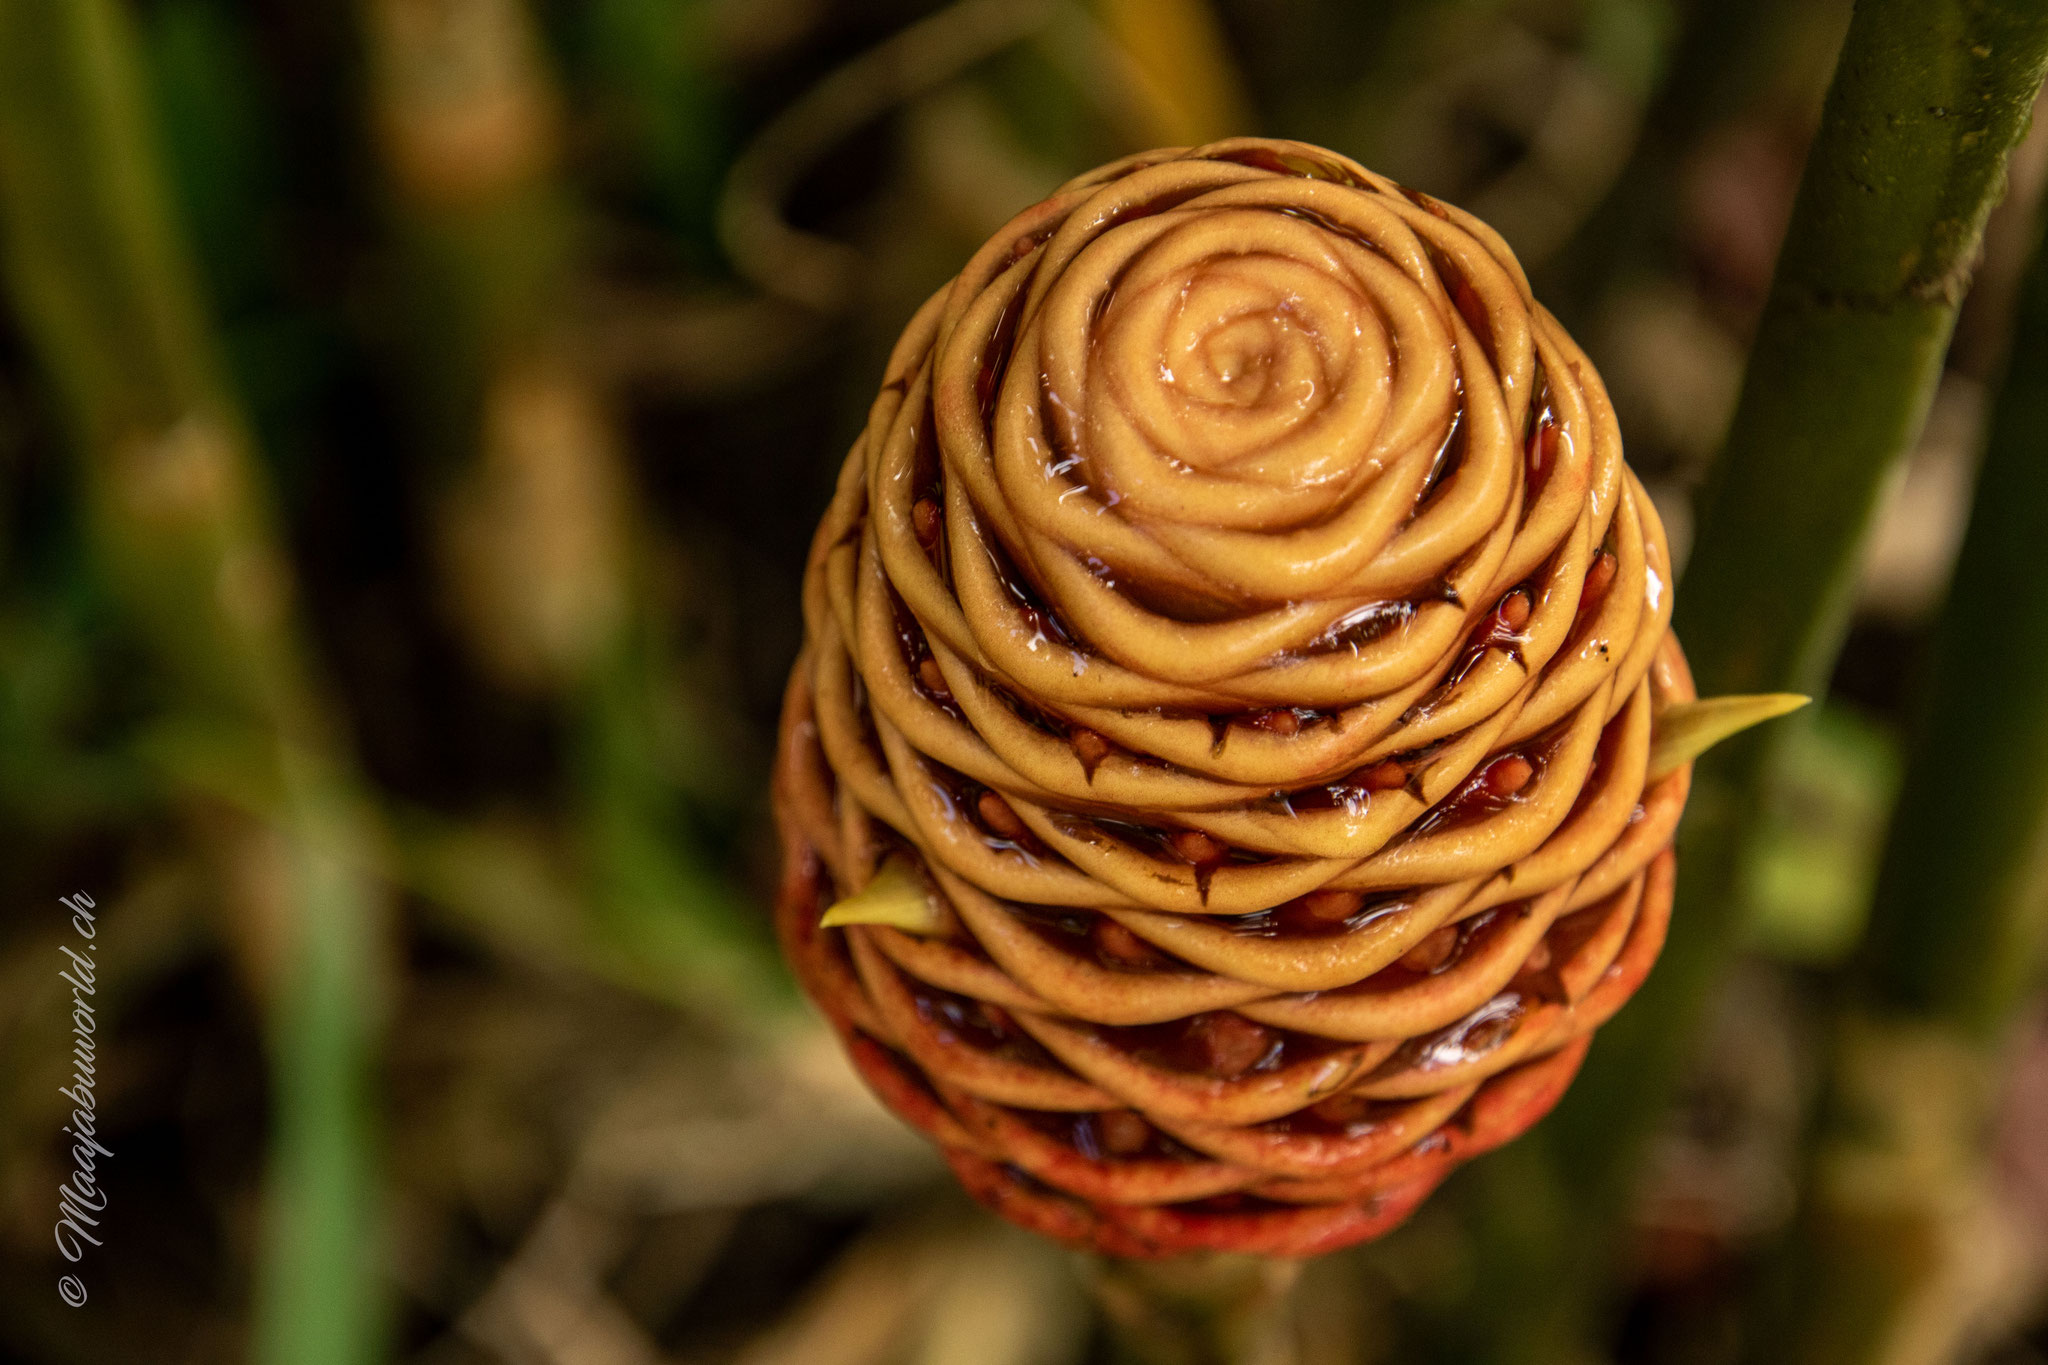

left=1742, top=702, right=1900, bottom=965
left=583, top=0, right=729, bottom=261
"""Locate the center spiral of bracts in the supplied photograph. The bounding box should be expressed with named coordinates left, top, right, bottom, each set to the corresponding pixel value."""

left=775, top=137, right=1693, bottom=1258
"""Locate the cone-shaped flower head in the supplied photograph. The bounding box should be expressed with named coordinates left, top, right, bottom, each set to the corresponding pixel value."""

left=775, top=138, right=1709, bottom=1258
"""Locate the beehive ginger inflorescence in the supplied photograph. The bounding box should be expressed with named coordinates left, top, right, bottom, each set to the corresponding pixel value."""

left=774, top=137, right=1793, bottom=1258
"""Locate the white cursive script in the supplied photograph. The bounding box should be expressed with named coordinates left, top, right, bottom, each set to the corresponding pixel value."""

left=52, top=892, right=108, bottom=1306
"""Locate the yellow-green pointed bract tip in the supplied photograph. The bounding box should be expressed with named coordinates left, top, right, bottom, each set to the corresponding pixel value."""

left=819, top=856, right=946, bottom=934
left=1648, top=692, right=1810, bottom=782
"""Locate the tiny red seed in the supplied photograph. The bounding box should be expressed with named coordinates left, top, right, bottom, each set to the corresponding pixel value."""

left=1093, top=919, right=1161, bottom=967
left=1251, top=708, right=1300, bottom=737
left=1071, top=728, right=1112, bottom=769
left=978, top=791, right=1029, bottom=841
left=1310, top=1090, right=1375, bottom=1126
left=1528, top=421, right=1560, bottom=486
left=1189, top=1012, right=1272, bottom=1079
left=1498, top=590, right=1532, bottom=633
left=1399, top=924, right=1460, bottom=973
left=1578, top=551, right=1618, bottom=620
left=912, top=498, right=942, bottom=547
left=981, top=1002, right=1016, bottom=1034
left=1298, top=888, right=1364, bottom=923
left=1453, top=278, right=1488, bottom=341
left=1360, top=760, right=1409, bottom=792
left=1522, top=940, right=1553, bottom=974
left=1099, top=1110, right=1152, bottom=1156
left=1171, top=829, right=1225, bottom=865
left=917, top=656, right=949, bottom=697
left=1481, top=755, right=1535, bottom=799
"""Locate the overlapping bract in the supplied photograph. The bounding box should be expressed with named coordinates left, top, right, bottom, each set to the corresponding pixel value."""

left=774, top=138, right=1693, bottom=1257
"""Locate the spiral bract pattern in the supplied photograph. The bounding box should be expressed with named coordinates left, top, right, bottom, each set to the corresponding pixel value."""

left=775, top=139, right=1692, bottom=1257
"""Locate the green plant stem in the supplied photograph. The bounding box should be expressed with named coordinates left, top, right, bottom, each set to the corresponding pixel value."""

left=1435, top=4, right=2048, bottom=1361
left=1749, top=190, right=2048, bottom=1365
left=1680, top=6, right=2048, bottom=702
left=1857, top=244, right=2048, bottom=1037
left=1084, top=1254, right=1301, bottom=1365
left=0, top=0, right=385, bottom=1361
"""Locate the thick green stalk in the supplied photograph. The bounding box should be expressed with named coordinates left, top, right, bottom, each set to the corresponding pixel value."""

left=1680, top=5, right=2048, bottom=702
left=1752, top=205, right=2048, bottom=1365
left=0, top=0, right=384, bottom=1361
left=1857, top=241, right=2048, bottom=1036
left=1434, top=4, right=2048, bottom=1360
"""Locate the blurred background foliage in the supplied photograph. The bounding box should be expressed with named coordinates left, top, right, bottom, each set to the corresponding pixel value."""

left=0, top=0, right=2045, bottom=1362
